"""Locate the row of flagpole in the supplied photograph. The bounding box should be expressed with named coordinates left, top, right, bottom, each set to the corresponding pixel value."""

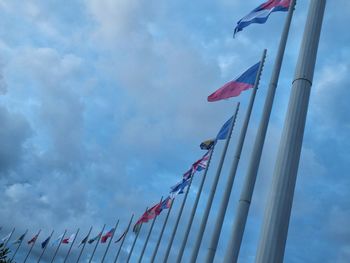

left=1, top=0, right=326, bottom=262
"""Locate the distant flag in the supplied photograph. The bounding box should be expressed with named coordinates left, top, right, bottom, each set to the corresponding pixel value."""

left=88, top=232, right=101, bottom=244
left=28, top=234, right=39, bottom=245
left=216, top=116, right=235, bottom=140
left=62, top=233, right=76, bottom=244
left=234, top=0, right=291, bottom=36
left=41, top=236, right=50, bottom=249
left=115, top=230, right=127, bottom=243
left=170, top=178, right=191, bottom=197
left=51, top=233, right=64, bottom=247
left=193, top=150, right=212, bottom=172
left=158, top=196, right=173, bottom=212
left=133, top=200, right=164, bottom=233
left=101, top=229, right=114, bottom=243
left=208, top=62, right=261, bottom=102
left=1, top=233, right=11, bottom=244
left=13, top=233, right=26, bottom=245
left=78, top=234, right=89, bottom=247
left=200, top=139, right=215, bottom=150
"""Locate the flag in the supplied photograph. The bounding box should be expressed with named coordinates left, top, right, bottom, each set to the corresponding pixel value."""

left=1, top=233, right=11, bottom=244
left=170, top=178, right=191, bottom=197
left=234, top=0, right=291, bottom=36
left=101, top=229, right=114, bottom=243
left=208, top=62, right=260, bottom=102
left=62, top=233, right=75, bottom=244
left=51, top=233, right=64, bottom=247
left=158, top=196, right=173, bottom=212
left=88, top=232, right=101, bottom=244
left=133, top=201, right=163, bottom=233
left=78, top=234, right=89, bottom=247
left=114, top=230, right=127, bottom=243
left=28, top=234, right=38, bottom=245
left=200, top=139, right=215, bottom=150
left=41, top=236, right=50, bottom=249
left=216, top=116, right=234, bottom=140
left=13, top=233, right=26, bottom=245
left=193, top=150, right=212, bottom=172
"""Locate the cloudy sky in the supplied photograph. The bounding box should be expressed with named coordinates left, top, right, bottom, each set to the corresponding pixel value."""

left=0, top=0, right=349, bottom=262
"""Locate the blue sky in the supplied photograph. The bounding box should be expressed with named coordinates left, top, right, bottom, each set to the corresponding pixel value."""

left=0, top=0, right=349, bottom=262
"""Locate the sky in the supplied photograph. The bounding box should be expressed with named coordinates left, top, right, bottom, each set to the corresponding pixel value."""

left=0, top=0, right=349, bottom=262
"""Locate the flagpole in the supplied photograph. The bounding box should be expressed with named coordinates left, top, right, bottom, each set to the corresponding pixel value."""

left=23, top=229, right=41, bottom=263
left=150, top=199, right=174, bottom=263
left=164, top=176, right=195, bottom=262
left=189, top=102, right=240, bottom=263
left=256, top=1, right=326, bottom=262
left=89, top=224, right=105, bottom=263
left=205, top=49, right=267, bottom=263
left=101, top=221, right=119, bottom=263
left=38, top=230, right=54, bottom=263
left=3, top=227, right=15, bottom=248
left=10, top=229, right=28, bottom=261
left=50, top=229, right=67, bottom=263
left=175, top=147, right=215, bottom=263
left=114, top=214, right=134, bottom=263
left=126, top=207, right=148, bottom=263
left=76, top=226, right=92, bottom=263
left=64, top=228, right=80, bottom=263
left=224, top=2, right=296, bottom=262
left=138, top=197, right=163, bottom=263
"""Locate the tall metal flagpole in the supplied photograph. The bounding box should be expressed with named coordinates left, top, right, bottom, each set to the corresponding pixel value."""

left=255, top=1, right=326, bottom=262
left=89, top=224, right=105, bottom=263
left=38, top=230, right=54, bottom=263
left=114, top=214, right=134, bottom=263
left=126, top=207, right=148, bottom=263
left=76, top=226, right=92, bottom=263
left=10, top=229, right=28, bottom=261
left=101, top=221, right=119, bottom=263
left=150, top=199, right=174, bottom=263
left=138, top=197, right=163, bottom=263
left=176, top=147, right=215, bottom=263
left=3, top=227, right=15, bottom=248
left=163, top=177, right=194, bottom=262
left=23, top=229, right=41, bottom=263
left=205, top=50, right=267, bottom=263
left=224, top=1, right=296, bottom=262
left=50, top=230, right=67, bottom=263
left=189, top=102, right=240, bottom=263
left=64, top=228, right=80, bottom=263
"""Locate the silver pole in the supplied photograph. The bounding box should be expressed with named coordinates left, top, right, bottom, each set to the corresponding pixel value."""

left=189, top=102, right=240, bottom=263
left=255, top=1, right=326, bottom=262
left=23, top=229, right=41, bottom=263
left=224, top=1, right=296, bottom=262
left=138, top=197, right=163, bottom=263
left=163, top=178, right=194, bottom=262
left=101, top=221, right=119, bottom=263
left=50, top=230, right=67, bottom=263
left=38, top=230, right=54, bottom=263
left=89, top=224, right=105, bottom=263
left=205, top=50, right=267, bottom=263
left=126, top=207, right=148, bottom=263
left=10, top=229, right=28, bottom=261
left=114, top=214, right=134, bottom=263
left=176, top=147, right=215, bottom=263
left=76, top=226, right=92, bottom=263
left=64, top=228, right=80, bottom=263
left=150, top=199, right=174, bottom=263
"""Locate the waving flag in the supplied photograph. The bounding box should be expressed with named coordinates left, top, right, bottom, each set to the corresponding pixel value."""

left=208, top=62, right=260, bottom=102
left=115, top=230, right=127, bottom=243
left=234, top=0, right=291, bottom=36
left=79, top=234, right=89, bottom=247
left=216, top=116, right=234, bottom=140
left=101, top=229, right=114, bottom=243
left=62, top=233, right=76, bottom=244
left=88, top=232, right=101, bottom=244
left=13, top=233, right=26, bottom=245
left=200, top=139, right=215, bottom=150
left=41, top=236, right=50, bottom=249
left=1, top=233, right=11, bottom=244
left=158, top=196, right=173, bottom=212
left=28, top=234, right=39, bottom=245
left=51, top=233, right=64, bottom=247
left=170, top=178, right=191, bottom=197
left=133, top=200, right=164, bottom=233
left=193, top=150, right=212, bottom=172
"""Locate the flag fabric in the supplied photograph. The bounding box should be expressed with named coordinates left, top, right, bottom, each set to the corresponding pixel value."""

left=200, top=139, right=215, bottom=150
left=158, top=196, right=173, bottom=212
left=88, top=232, right=101, bottom=244
left=193, top=150, right=212, bottom=172
left=114, top=230, right=127, bottom=243
left=41, top=236, right=50, bottom=249
left=79, top=234, right=89, bottom=247
left=133, top=201, right=164, bottom=233
left=208, top=62, right=260, bottom=102
left=62, top=233, right=75, bottom=244
left=101, top=229, right=114, bottom=243
left=170, top=178, right=191, bottom=197
left=28, top=234, right=38, bottom=245
left=1, top=233, right=11, bottom=243
left=13, top=233, right=26, bottom=245
left=51, top=233, right=64, bottom=247
left=216, top=116, right=234, bottom=140
left=234, top=0, right=291, bottom=36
